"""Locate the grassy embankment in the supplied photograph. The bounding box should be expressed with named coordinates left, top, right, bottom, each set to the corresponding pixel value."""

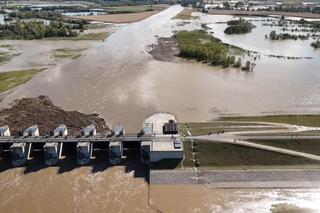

left=52, top=48, right=86, bottom=60
left=220, top=114, right=320, bottom=127
left=0, top=69, right=44, bottom=94
left=172, top=8, right=193, bottom=20
left=175, top=30, right=245, bottom=68
left=183, top=140, right=320, bottom=169
left=249, top=139, right=320, bottom=156
left=47, top=32, right=110, bottom=41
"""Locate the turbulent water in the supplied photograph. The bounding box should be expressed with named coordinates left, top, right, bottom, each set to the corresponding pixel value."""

left=1, top=5, right=320, bottom=212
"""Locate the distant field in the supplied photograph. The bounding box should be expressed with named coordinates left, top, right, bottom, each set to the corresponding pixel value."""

left=72, top=10, right=160, bottom=23
left=0, top=69, right=44, bottom=94
left=250, top=139, right=320, bottom=156
left=207, top=9, right=320, bottom=19
left=220, top=114, right=320, bottom=127
left=183, top=140, right=320, bottom=168
left=172, top=8, right=193, bottom=20
left=104, top=5, right=155, bottom=13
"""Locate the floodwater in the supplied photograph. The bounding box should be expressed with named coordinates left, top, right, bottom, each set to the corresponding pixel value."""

left=1, top=5, right=320, bottom=212
left=1, top=6, right=320, bottom=131
left=151, top=185, right=320, bottom=212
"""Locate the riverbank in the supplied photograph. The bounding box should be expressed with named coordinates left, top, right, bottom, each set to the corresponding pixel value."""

left=207, top=9, right=320, bottom=19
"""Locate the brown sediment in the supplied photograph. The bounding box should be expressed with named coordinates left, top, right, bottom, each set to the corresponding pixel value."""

left=71, top=10, right=161, bottom=23
left=207, top=9, right=320, bottom=19
left=172, top=8, right=194, bottom=20
left=148, top=36, right=180, bottom=61
left=0, top=96, right=110, bottom=136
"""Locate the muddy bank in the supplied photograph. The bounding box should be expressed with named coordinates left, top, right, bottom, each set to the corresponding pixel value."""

left=0, top=96, right=109, bottom=136
left=148, top=36, right=180, bottom=61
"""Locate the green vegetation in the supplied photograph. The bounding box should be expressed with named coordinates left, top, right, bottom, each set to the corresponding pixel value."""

left=250, top=139, right=320, bottom=156
left=0, top=21, right=77, bottom=40
left=0, top=69, right=44, bottom=94
left=52, top=48, right=86, bottom=60
left=220, top=114, right=320, bottom=127
left=224, top=19, right=255, bottom=35
left=0, top=52, right=11, bottom=63
left=47, top=32, right=109, bottom=41
left=268, top=30, right=308, bottom=40
left=311, top=40, right=320, bottom=49
left=175, top=30, right=242, bottom=68
left=183, top=140, right=320, bottom=168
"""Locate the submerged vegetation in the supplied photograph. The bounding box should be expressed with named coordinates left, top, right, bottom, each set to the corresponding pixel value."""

left=268, top=30, right=309, bottom=40
left=52, top=48, right=86, bottom=60
left=311, top=40, right=320, bottom=49
left=0, top=68, right=44, bottom=94
left=175, top=30, right=249, bottom=69
left=224, top=18, right=255, bottom=35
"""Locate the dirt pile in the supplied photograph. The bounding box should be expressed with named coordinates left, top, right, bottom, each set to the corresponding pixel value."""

left=148, top=37, right=180, bottom=61
left=0, top=96, right=110, bottom=136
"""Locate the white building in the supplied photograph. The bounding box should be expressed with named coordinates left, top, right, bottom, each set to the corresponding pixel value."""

left=141, top=113, right=184, bottom=163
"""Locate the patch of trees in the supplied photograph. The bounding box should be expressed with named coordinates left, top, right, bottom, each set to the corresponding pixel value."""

left=268, top=30, right=309, bottom=40
left=224, top=19, right=255, bottom=34
left=9, top=11, right=63, bottom=21
left=0, top=21, right=77, bottom=40
left=260, top=6, right=320, bottom=15
left=311, top=40, right=320, bottom=49
left=175, top=30, right=247, bottom=69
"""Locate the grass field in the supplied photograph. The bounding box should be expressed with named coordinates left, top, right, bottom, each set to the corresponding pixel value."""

left=250, top=139, right=320, bottom=156
left=183, top=140, right=320, bottom=168
left=48, top=32, right=110, bottom=41
left=221, top=115, right=320, bottom=127
left=52, top=48, right=86, bottom=60
left=172, top=8, right=193, bottom=20
left=181, top=122, right=283, bottom=136
left=0, top=68, right=44, bottom=94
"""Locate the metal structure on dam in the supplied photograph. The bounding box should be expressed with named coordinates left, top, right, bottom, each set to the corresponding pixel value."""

left=0, top=113, right=184, bottom=167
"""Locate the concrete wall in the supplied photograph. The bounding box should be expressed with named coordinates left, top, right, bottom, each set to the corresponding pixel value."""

left=150, top=151, right=184, bottom=162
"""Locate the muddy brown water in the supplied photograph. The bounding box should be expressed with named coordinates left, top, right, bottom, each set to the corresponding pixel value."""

left=1, top=5, right=320, bottom=212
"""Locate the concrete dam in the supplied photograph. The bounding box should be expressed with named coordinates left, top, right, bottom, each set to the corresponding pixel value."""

left=0, top=113, right=184, bottom=167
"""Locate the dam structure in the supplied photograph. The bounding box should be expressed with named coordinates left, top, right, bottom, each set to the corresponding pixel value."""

left=0, top=113, right=184, bottom=167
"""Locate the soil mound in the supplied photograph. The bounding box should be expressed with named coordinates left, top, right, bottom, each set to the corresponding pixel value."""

left=0, top=96, right=110, bottom=136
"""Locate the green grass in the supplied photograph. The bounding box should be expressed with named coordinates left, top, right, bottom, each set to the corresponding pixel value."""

left=0, top=68, right=44, bottom=94
left=181, top=122, right=282, bottom=136
left=0, top=52, right=11, bottom=63
left=183, top=140, right=320, bottom=168
left=221, top=115, right=320, bottom=127
left=250, top=139, right=320, bottom=156
left=52, top=48, right=86, bottom=60
left=47, top=32, right=110, bottom=41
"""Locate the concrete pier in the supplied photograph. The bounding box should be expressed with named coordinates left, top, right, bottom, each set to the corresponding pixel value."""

left=109, top=141, right=123, bottom=164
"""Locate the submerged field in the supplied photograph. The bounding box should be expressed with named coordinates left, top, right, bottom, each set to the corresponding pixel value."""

left=0, top=69, right=44, bottom=94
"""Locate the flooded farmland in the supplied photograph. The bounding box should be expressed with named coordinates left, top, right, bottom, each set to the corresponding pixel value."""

left=1, top=4, right=320, bottom=212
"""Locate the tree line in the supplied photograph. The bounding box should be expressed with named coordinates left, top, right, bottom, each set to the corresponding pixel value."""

left=0, top=21, right=77, bottom=40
